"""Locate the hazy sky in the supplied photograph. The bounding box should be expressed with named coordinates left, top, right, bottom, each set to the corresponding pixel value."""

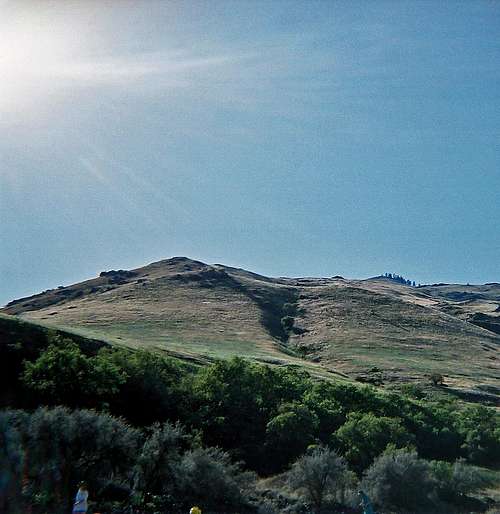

left=1, top=0, right=499, bottom=305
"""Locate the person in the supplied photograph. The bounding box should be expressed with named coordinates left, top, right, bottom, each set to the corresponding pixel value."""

left=358, top=490, right=376, bottom=514
left=72, top=482, right=89, bottom=514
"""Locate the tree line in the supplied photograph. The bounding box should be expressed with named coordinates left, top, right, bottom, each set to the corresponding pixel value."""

left=382, top=273, right=418, bottom=287
left=1, top=332, right=499, bottom=513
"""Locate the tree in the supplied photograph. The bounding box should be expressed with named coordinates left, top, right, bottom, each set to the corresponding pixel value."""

left=362, top=448, right=435, bottom=512
left=104, top=349, right=186, bottom=425
left=189, top=358, right=311, bottom=472
left=281, top=315, right=295, bottom=332
left=288, top=446, right=349, bottom=514
left=0, top=411, right=25, bottom=513
left=265, top=402, right=319, bottom=471
left=132, top=422, right=188, bottom=512
left=335, top=412, right=414, bottom=471
left=429, top=373, right=445, bottom=386
left=454, top=405, right=500, bottom=464
left=21, top=339, right=125, bottom=408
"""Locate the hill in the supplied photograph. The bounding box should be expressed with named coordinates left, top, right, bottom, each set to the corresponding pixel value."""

left=2, top=257, right=499, bottom=399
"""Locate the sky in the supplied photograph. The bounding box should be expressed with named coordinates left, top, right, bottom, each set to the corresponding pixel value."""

left=1, top=0, right=499, bottom=305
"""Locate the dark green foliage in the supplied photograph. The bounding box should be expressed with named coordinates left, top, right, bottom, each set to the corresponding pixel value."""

left=383, top=272, right=416, bottom=286
left=454, top=405, right=500, bottom=465
left=0, top=411, right=25, bottom=512
left=335, top=412, right=414, bottom=471
left=265, top=402, right=318, bottom=470
left=188, top=358, right=311, bottom=473
left=21, top=338, right=125, bottom=408
left=302, top=386, right=345, bottom=441
left=2, top=330, right=500, bottom=486
left=430, top=372, right=445, bottom=386
left=1, top=408, right=255, bottom=514
left=281, top=315, right=295, bottom=332
left=132, top=422, right=191, bottom=512
left=281, top=302, right=297, bottom=317
left=0, top=316, right=105, bottom=408
left=103, top=348, right=187, bottom=425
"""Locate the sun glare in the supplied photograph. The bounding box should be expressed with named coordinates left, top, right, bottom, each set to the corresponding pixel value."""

left=0, top=12, right=80, bottom=115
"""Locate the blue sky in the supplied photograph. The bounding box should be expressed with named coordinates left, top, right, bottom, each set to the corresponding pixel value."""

left=1, top=0, right=499, bottom=305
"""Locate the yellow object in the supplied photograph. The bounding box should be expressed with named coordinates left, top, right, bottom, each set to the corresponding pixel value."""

left=190, top=507, right=201, bottom=514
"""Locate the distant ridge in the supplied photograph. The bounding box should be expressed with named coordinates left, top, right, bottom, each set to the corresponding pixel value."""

left=2, top=256, right=499, bottom=398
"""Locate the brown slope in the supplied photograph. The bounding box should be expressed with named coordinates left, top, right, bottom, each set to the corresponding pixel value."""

left=2, top=258, right=283, bottom=360
left=287, top=280, right=499, bottom=388
left=2, top=258, right=499, bottom=392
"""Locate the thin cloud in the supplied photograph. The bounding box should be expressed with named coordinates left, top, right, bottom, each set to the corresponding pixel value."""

left=48, top=51, right=237, bottom=86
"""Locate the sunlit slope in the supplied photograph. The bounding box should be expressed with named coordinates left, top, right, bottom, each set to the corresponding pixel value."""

left=3, top=258, right=287, bottom=362
left=3, top=257, right=499, bottom=392
left=288, top=279, right=499, bottom=389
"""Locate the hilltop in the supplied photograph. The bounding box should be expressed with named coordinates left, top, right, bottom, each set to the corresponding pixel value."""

left=3, top=257, right=499, bottom=400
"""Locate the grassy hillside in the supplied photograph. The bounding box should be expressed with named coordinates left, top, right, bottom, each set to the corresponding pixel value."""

left=2, top=257, right=499, bottom=400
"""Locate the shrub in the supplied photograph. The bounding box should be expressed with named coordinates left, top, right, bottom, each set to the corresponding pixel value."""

left=362, top=448, right=435, bottom=512
left=430, top=459, right=494, bottom=505
left=2, top=407, right=141, bottom=514
left=288, top=446, right=350, bottom=514
left=281, top=315, right=295, bottom=332
left=178, top=447, right=255, bottom=512
left=430, top=373, right=445, bottom=386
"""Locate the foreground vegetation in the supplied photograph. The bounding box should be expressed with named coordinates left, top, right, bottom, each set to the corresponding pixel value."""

left=1, top=322, right=499, bottom=513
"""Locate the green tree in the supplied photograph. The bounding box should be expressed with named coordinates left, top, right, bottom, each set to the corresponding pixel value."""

left=265, top=402, right=319, bottom=471
left=335, top=412, right=414, bottom=471
left=21, top=339, right=125, bottom=408
left=189, top=358, right=310, bottom=472
left=132, top=422, right=188, bottom=512
left=104, top=349, right=187, bottom=425
left=0, top=411, right=25, bottom=513
left=4, top=406, right=140, bottom=514
left=454, top=405, right=500, bottom=464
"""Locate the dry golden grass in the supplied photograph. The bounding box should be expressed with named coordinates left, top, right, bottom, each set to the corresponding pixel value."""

left=3, top=258, right=499, bottom=394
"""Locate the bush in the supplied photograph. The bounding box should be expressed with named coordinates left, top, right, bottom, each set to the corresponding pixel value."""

left=430, top=373, right=445, bottom=386
left=362, top=448, right=435, bottom=512
left=288, top=446, right=350, bottom=514
left=281, top=316, right=295, bottom=332
left=454, top=405, right=500, bottom=465
left=104, top=349, right=187, bottom=425
left=2, top=407, right=141, bottom=514
left=132, top=422, right=191, bottom=512
left=0, top=411, right=25, bottom=512
left=179, top=447, right=255, bottom=512
left=430, top=459, right=493, bottom=505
